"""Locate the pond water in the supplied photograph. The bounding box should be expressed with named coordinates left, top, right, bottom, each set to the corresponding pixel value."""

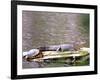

left=22, top=11, right=89, bottom=68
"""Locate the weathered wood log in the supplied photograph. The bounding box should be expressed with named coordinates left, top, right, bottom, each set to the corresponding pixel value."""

left=23, top=47, right=89, bottom=62
left=32, top=50, right=89, bottom=62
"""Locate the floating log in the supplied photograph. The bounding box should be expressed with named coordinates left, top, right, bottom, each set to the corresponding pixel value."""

left=32, top=50, right=89, bottom=62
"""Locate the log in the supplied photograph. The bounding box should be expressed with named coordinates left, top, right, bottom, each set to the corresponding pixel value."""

left=32, top=50, right=89, bottom=61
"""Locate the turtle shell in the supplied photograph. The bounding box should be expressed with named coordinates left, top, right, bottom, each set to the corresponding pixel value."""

left=27, top=49, right=39, bottom=57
